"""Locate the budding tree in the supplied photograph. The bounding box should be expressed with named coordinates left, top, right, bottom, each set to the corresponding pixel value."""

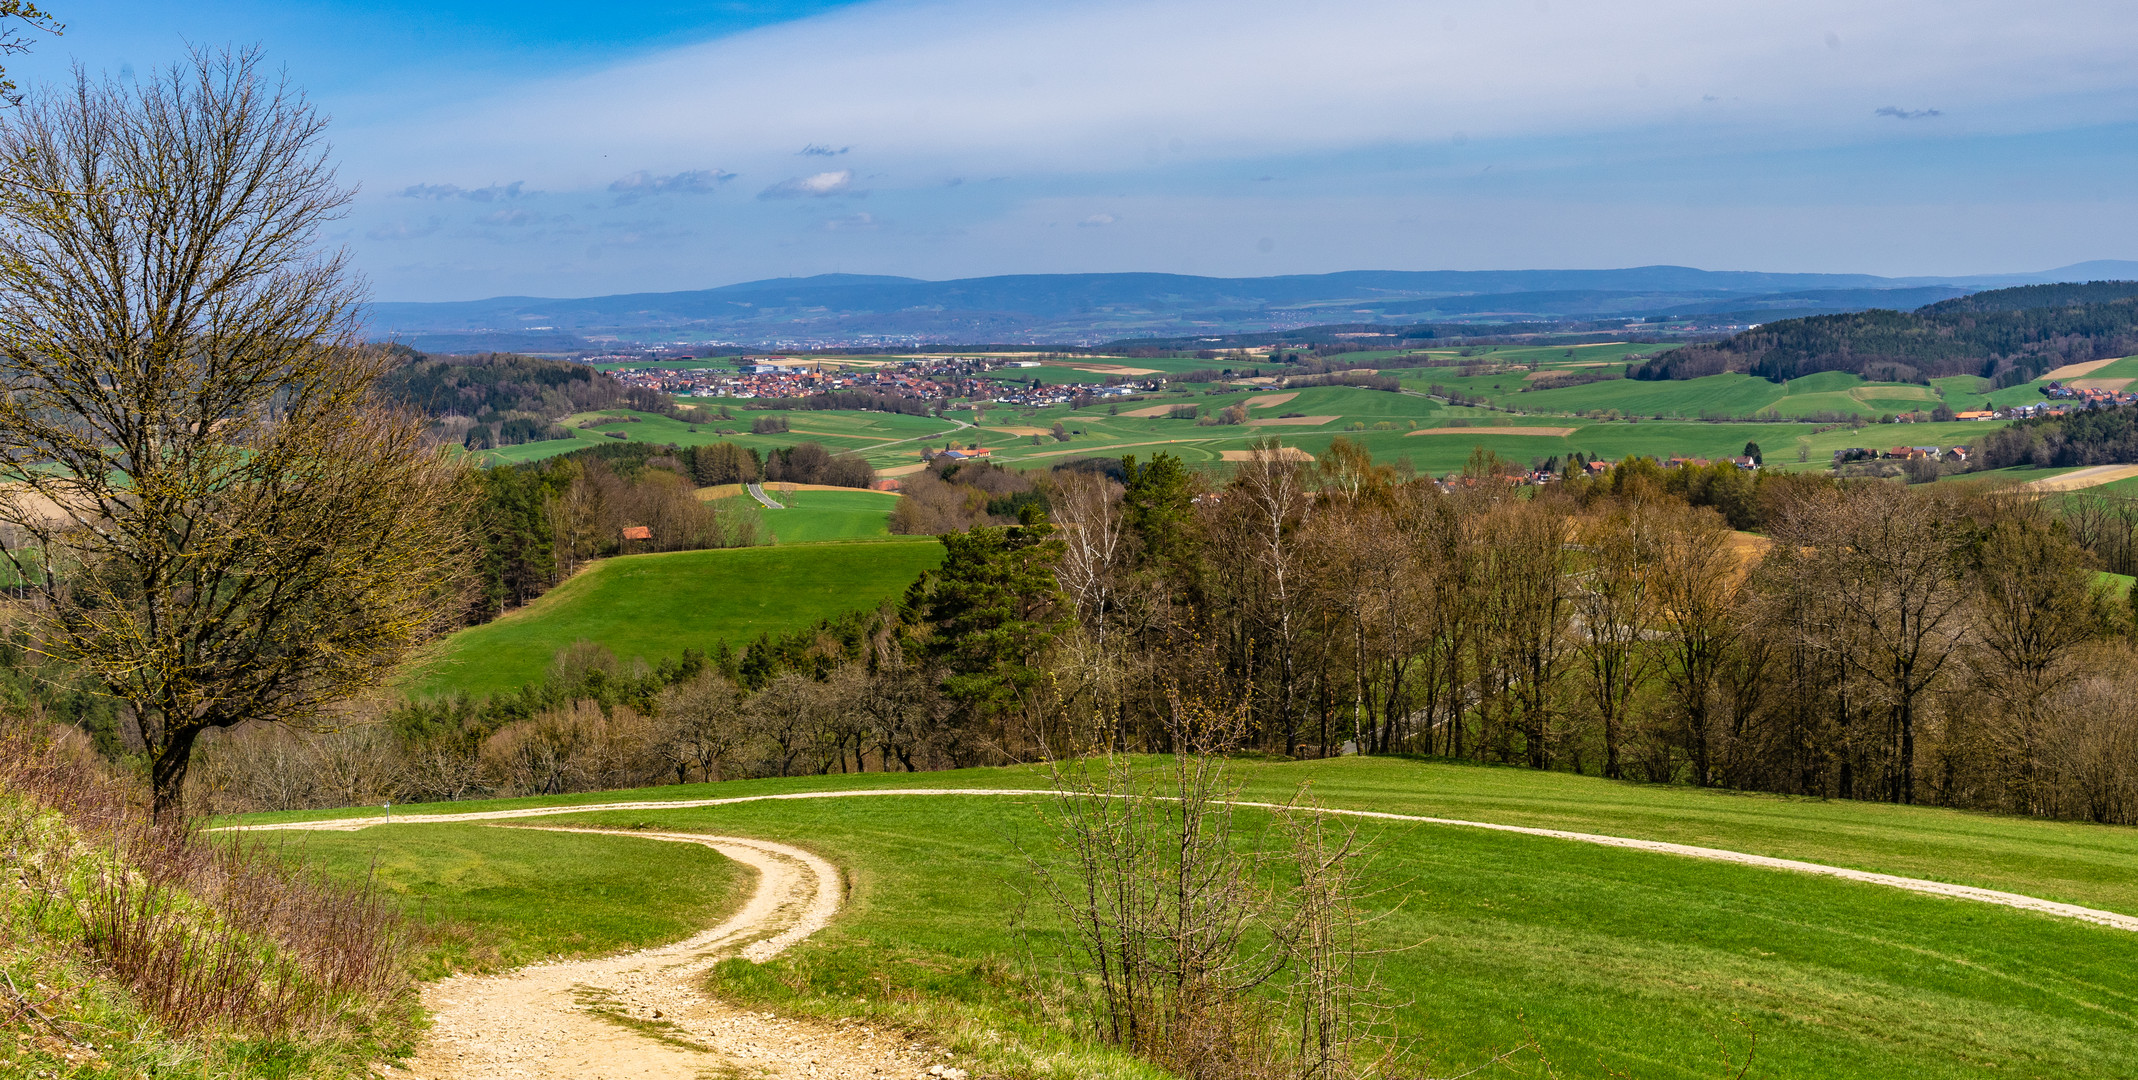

left=0, top=51, right=472, bottom=817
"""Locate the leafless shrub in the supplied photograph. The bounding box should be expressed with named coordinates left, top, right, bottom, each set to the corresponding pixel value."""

left=1031, top=697, right=1416, bottom=1079
left=479, top=699, right=664, bottom=795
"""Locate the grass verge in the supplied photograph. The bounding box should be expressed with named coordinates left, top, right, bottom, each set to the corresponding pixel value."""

left=259, top=758, right=2138, bottom=1079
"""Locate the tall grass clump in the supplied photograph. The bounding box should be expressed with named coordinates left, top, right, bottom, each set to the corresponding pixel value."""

left=0, top=712, right=418, bottom=1049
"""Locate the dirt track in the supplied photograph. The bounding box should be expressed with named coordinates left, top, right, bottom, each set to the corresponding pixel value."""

left=235, top=788, right=2138, bottom=934
left=233, top=820, right=945, bottom=1080
left=220, top=786, right=2138, bottom=1077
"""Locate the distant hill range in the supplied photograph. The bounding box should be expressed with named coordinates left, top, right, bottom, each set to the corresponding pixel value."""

left=364, top=262, right=2138, bottom=353
left=1630, top=280, right=2138, bottom=386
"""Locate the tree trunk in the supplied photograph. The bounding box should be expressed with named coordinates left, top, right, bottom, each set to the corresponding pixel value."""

left=149, top=725, right=201, bottom=821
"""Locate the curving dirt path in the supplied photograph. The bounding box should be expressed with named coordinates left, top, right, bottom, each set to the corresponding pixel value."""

left=243, top=823, right=947, bottom=1080
left=236, top=788, right=2138, bottom=934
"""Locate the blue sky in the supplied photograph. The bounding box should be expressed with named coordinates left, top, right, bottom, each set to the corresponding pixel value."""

left=17, top=0, right=2138, bottom=301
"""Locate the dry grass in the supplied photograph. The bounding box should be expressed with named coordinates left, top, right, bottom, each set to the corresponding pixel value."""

left=1220, top=448, right=1315, bottom=462
left=2026, top=464, right=2138, bottom=492
left=0, top=715, right=415, bottom=1041
left=2041, top=358, right=2121, bottom=381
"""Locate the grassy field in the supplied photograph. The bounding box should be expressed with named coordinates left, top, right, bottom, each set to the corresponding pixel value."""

left=404, top=538, right=942, bottom=698
left=472, top=408, right=962, bottom=469
left=269, top=757, right=2138, bottom=1079
left=753, top=487, right=901, bottom=543
left=962, top=380, right=2005, bottom=477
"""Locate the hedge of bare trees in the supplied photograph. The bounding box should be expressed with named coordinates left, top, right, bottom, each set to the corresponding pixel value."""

left=1041, top=441, right=2138, bottom=824
left=190, top=439, right=2138, bottom=827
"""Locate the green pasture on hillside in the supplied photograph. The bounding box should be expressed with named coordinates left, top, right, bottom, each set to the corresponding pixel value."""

left=756, top=487, right=901, bottom=544
left=404, top=538, right=943, bottom=699
left=273, top=757, right=2138, bottom=1080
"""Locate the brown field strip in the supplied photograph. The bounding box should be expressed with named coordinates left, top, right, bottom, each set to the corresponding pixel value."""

left=1244, top=392, right=1298, bottom=408
left=2042, top=358, right=2122, bottom=381
left=2024, top=464, right=2138, bottom=491
left=1220, top=447, right=1315, bottom=462
left=2072, top=378, right=2135, bottom=392
left=1406, top=425, right=1578, bottom=437
left=1120, top=404, right=1179, bottom=418
left=984, top=426, right=1054, bottom=436
left=1243, top=415, right=1338, bottom=426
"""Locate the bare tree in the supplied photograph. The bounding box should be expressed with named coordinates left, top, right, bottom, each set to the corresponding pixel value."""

left=0, top=51, right=473, bottom=817
left=1651, top=504, right=1743, bottom=786
left=1773, top=484, right=1968, bottom=803
left=1967, top=510, right=2113, bottom=812
left=657, top=669, right=749, bottom=782
left=1572, top=503, right=1660, bottom=779
left=1052, top=470, right=1129, bottom=646
left=1234, top=439, right=1312, bottom=753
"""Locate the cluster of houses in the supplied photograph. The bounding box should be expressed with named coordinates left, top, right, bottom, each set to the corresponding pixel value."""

left=604, top=359, right=976, bottom=402
left=1832, top=445, right=1972, bottom=464
left=603, top=354, right=1159, bottom=408
left=2037, top=380, right=2138, bottom=407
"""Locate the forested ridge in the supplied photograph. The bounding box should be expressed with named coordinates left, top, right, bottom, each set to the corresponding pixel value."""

left=1632, top=280, right=2138, bottom=385
left=373, top=347, right=679, bottom=448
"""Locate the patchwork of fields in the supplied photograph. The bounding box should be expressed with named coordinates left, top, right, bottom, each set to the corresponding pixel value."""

left=473, top=346, right=2130, bottom=480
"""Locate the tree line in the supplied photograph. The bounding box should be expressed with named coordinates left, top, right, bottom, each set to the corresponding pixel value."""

left=188, top=439, right=2138, bottom=829
left=1632, top=280, right=2138, bottom=385
left=1977, top=401, right=2138, bottom=469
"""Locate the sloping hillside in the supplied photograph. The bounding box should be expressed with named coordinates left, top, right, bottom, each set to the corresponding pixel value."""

left=1632, top=280, right=2138, bottom=385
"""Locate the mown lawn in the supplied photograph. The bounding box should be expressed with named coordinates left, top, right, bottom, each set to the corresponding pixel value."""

left=268, top=757, right=2138, bottom=1079
left=402, top=538, right=943, bottom=698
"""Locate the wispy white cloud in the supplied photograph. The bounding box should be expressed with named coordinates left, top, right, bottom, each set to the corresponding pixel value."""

left=1078, top=213, right=1116, bottom=227
left=400, top=180, right=533, bottom=202
left=353, top=0, right=2138, bottom=188
left=609, top=169, right=737, bottom=195
left=337, top=0, right=2138, bottom=298
left=759, top=170, right=857, bottom=199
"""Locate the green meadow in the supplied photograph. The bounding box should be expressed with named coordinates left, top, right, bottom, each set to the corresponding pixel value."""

left=275, top=756, right=2138, bottom=1080
left=471, top=407, right=961, bottom=469
left=403, top=538, right=943, bottom=699
left=756, top=487, right=901, bottom=544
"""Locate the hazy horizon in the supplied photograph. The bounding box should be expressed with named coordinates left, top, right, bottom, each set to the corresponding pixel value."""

left=22, top=1, right=2138, bottom=302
